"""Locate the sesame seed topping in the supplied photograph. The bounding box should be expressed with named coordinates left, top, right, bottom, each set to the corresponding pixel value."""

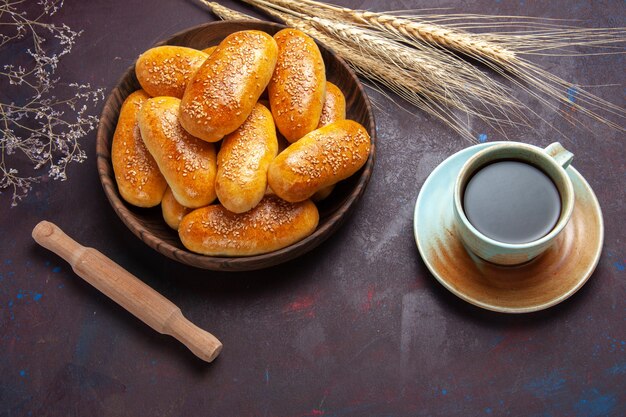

left=183, top=31, right=273, bottom=128
left=188, top=195, right=304, bottom=250
left=120, top=123, right=158, bottom=188
left=270, top=30, right=324, bottom=139
left=138, top=47, right=207, bottom=96
left=218, top=106, right=273, bottom=185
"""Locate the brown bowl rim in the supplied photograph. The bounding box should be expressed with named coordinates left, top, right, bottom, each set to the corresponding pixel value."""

left=96, top=20, right=376, bottom=271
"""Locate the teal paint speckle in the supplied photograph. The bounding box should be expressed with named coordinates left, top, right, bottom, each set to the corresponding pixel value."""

left=607, top=362, right=626, bottom=375
left=19, top=369, right=26, bottom=377
left=478, top=133, right=488, bottom=143
left=16, top=290, right=43, bottom=301
left=525, top=369, right=566, bottom=398
left=4, top=259, right=12, bottom=265
left=607, top=335, right=626, bottom=353
left=52, top=266, right=61, bottom=273
left=485, top=407, right=493, bottom=414
left=574, top=389, right=616, bottom=417
left=441, top=388, right=448, bottom=395
left=488, top=334, right=505, bottom=349
left=614, top=261, right=625, bottom=271
left=8, top=300, right=15, bottom=320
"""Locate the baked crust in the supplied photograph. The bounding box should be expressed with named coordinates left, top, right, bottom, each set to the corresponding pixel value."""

left=269, top=29, right=326, bottom=143
left=215, top=103, right=278, bottom=213
left=161, top=186, right=192, bottom=230
left=179, top=195, right=319, bottom=256
left=180, top=30, right=278, bottom=142
left=135, top=46, right=209, bottom=98
left=111, top=90, right=167, bottom=207
left=268, top=120, right=371, bottom=202
left=138, top=97, right=217, bottom=208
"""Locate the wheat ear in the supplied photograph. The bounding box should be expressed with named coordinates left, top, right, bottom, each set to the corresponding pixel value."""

left=247, top=2, right=532, bottom=139
left=256, top=0, right=625, bottom=132
left=269, top=0, right=625, bottom=59
left=349, top=8, right=626, bottom=129
left=309, top=17, right=528, bottom=123
left=200, top=1, right=489, bottom=140
left=267, top=0, right=517, bottom=64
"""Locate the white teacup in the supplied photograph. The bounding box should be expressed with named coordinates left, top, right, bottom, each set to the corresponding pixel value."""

left=453, top=142, right=575, bottom=265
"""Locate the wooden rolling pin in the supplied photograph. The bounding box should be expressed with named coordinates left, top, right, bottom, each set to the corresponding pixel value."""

left=32, top=220, right=222, bottom=363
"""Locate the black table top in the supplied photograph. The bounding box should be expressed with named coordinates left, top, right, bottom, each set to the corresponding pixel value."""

left=1, top=1, right=624, bottom=416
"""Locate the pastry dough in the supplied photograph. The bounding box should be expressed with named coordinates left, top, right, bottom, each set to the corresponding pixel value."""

left=179, top=195, right=319, bottom=256
left=180, top=30, right=278, bottom=142
left=111, top=90, right=167, bottom=207
left=138, top=97, right=217, bottom=208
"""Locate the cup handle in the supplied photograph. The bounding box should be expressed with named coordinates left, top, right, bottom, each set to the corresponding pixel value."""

left=544, top=142, right=574, bottom=169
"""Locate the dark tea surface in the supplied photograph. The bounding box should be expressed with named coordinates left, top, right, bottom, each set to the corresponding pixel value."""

left=463, top=160, right=561, bottom=244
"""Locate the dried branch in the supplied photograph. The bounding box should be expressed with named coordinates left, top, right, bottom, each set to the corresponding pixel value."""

left=0, top=0, right=104, bottom=206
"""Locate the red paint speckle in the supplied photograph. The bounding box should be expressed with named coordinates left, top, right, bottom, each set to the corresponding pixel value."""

left=361, top=286, right=378, bottom=312
left=283, top=294, right=316, bottom=317
left=313, top=342, right=331, bottom=357
left=310, top=410, right=324, bottom=416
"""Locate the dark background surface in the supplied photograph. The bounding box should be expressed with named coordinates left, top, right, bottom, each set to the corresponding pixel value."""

left=1, top=1, right=624, bottom=416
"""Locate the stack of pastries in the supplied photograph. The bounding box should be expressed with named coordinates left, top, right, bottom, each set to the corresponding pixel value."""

left=111, top=29, right=371, bottom=256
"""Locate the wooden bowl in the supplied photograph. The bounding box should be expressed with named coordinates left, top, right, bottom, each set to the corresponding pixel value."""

left=96, top=20, right=376, bottom=271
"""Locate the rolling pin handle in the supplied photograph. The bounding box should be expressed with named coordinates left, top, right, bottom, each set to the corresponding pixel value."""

left=32, top=221, right=85, bottom=265
left=163, top=309, right=223, bottom=363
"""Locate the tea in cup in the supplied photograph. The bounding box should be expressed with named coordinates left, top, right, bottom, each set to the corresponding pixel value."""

left=453, top=142, right=574, bottom=265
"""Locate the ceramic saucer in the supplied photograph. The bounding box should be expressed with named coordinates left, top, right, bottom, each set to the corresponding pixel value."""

left=413, top=142, right=604, bottom=313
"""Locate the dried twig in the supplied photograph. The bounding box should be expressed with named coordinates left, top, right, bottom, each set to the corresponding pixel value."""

left=0, top=0, right=105, bottom=206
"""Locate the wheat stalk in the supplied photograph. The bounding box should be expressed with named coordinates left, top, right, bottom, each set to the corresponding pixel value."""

left=199, top=1, right=258, bottom=21
left=200, top=0, right=625, bottom=137
left=363, top=9, right=626, bottom=128
left=244, top=0, right=541, bottom=137
left=256, top=0, right=625, bottom=132
left=200, top=1, right=518, bottom=140
left=210, top=0, right=512, bottom=111
left=384, top=12, right=626, bottom=55
left=305, top=17, right=520, bottom=113
left=258, top=0, right=516, bottom=64
left=270, top=0, right=626, bottom=58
